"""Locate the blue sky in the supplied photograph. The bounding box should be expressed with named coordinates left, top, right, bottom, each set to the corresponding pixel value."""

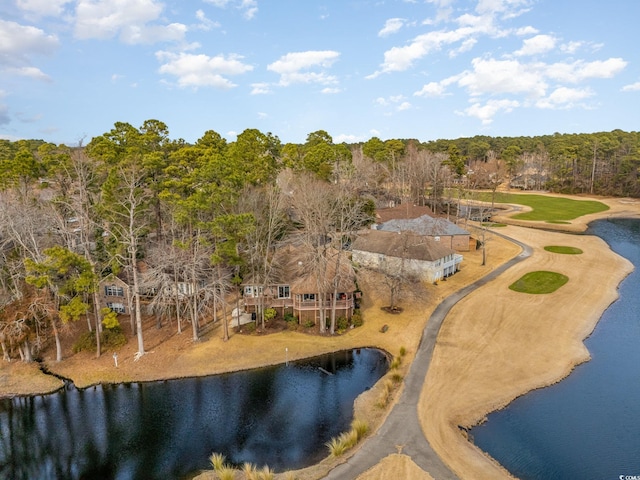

left=1, top=0, right=638, bottom=146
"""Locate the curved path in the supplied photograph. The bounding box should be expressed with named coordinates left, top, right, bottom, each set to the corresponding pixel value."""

left=324, top=232, right=533, bottom=480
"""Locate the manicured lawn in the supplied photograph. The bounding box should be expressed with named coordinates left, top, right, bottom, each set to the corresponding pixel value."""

left=509, top=271, right=569, bottom=294
left=544, top=245, right=584, bottom=255
left=491, top=193, right=609, bottom=222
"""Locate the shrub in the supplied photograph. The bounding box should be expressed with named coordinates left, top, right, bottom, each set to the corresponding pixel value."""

left=72, top=332, right=95, bottom=354
left=391, top=372, right=403, bottom=384
left=241, top=462, right=257, bottom=480
left=258, top=466, right=274, bottom=480
left=284, top=312, right=297, bottom=323
left=399, top=346, right=407, bottom=357
left=217, top=466, right=236, bottom=480
left=351, top=311, right=363, bottom=327
left=303, top=319, right=315, bottom=328
left=209, top=452, right=226, bottom=471
left=342, top=429, right=359, bottom=449
left=102, top=326, right=127, bottom=349
left=72, top=326, right=126, bottom=353
left=263, top=308, right=277, bottom=321
left=336, top=316, right=349, bottom=331
left=351, top=419, right=369, bottom=440
left=326, top=436, right=348, bottom=457
left=243, top=322, right=256, bottom=333
left=390, top=357, right=401, bottom=370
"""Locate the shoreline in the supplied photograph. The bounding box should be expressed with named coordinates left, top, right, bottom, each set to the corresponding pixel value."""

left=420, top=196, right=640, bottom=480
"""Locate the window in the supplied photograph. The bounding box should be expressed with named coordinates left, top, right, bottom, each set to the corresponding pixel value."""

left=106, top=302, right=125, bottom=313
left=244, top=286, right=263, bottom=297
left=303, top=293, right=316, bottom=301
left=105, top=285, right=124, bottom=297
left=278, top=285, right=290, bottom=299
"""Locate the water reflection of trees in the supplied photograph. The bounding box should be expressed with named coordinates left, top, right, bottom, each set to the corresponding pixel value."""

left=0, top=349, right=387, bottom=478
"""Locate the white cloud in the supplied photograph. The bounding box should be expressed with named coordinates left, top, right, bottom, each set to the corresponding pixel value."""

left=156, top=51, right=253, bottom=89
left=204, top=0, right=258, bottom=19
left=514, top=34, right=556, bottom=56
left=5, top=66, right=52, bottom=81
left=379, top=18, right=405, bottom=37
left=414, top=81, right=447, bottom=97
left=0, top=20, right=58, bottom=80
left=16, top=0, right=73, bottom=17
left=370, top=0, right=537, bottom=77
left=267, top=51, right=340, bottom=86
left=250, top=82, right=272, bottom=94
left=544, top=58, right=627, bottom=83
left=74, top=0, right=186, bottom=44
left=195, top=9, right=220, bottom=31
left=0, top=20, right=59, bottom=60
left=622, top=82, right=640, bottom=92
left=321, top=87, right=341, bottom=94
left=463, top=99, right=519, bottom=124
left=456, top=57, right=547, bottom=98
left=536, top=86, right=593, bottom=109
left=397, top=101, right=411, bottom=111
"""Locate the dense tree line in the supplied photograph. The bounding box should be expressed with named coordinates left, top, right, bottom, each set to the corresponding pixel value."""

left=0, top=123, right=637, bottom=363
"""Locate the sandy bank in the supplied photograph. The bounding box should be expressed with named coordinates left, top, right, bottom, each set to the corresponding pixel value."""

left=421, top=196, right=639, bottom=480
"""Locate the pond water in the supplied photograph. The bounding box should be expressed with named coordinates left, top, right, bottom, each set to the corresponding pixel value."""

left=0, top=348, right=388, bottom=480
left=471, top=218, right=640, bottom=479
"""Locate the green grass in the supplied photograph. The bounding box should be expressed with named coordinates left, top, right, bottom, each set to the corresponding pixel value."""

left=489, top=193, right=609, bottom=222
left=544, top=245, right=584, bottom=255
left=509, top=271, right=569, bottom=294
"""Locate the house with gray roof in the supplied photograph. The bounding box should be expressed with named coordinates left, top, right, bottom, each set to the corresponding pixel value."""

left=377, top=214, right=474, bottom=252
left=352, top=230, right=462, bottom=283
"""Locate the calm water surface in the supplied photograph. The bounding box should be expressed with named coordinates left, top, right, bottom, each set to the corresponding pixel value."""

left=472, top=218, right=640, bottom=480
left=0, top=348, right=388, bottom=480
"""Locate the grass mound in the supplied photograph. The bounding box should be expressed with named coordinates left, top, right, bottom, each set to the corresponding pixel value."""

left=509, top=271, right=569, bottom=294
left=544, top=245, right=583, bottom=255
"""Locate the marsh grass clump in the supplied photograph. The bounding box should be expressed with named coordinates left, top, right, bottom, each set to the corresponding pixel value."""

left=391, top=371, right=403, bottom=384
left=209, top=452, right=226, bottom=472
left=241, top=462, right=257, bottom=480
left=217, top=466, right=236, bottom=480
left=258, top=465, right=274, bottom=480
left=351, top=418, right=369, bottom=439
left=326, top=435, right=349, bottom=457
left=389, top=357, right=401, bottom=370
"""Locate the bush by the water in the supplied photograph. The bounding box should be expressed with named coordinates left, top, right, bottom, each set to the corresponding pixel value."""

left=72, top=326, right=127, bottom=353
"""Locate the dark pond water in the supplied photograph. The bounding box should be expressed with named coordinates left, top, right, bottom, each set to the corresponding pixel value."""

left=471, top=218, right=640, bottom=479
left=0, top=348, right=388, bottom=480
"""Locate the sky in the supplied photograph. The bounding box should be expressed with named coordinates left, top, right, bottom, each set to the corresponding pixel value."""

left=1, top=0, right=639, bottom=146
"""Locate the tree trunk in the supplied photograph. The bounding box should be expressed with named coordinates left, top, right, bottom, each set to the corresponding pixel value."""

left=222, top=301, right=229, bottom=341
left=93, top=291, right=102, bottom=358
left=131, top=249, right=145, bottom=356
left=52, top=319, right=62, bottom=362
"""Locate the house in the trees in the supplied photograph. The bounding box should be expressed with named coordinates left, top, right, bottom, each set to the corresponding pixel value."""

left=351, top=230, right=462, bottom=283
left=377, top=214, right=475, bottom=252
left=98, top=274, right=131, bottom=314
left=242, top=245, right=357, bottom=325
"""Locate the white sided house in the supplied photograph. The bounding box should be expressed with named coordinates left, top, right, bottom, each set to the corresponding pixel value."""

left=352, top=230, right=462, bottom=283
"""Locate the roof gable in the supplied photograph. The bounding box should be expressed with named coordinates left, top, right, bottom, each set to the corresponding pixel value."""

left=352, top=230, right=455, bottom=262
left=379, top=214, right=469, bottom=236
